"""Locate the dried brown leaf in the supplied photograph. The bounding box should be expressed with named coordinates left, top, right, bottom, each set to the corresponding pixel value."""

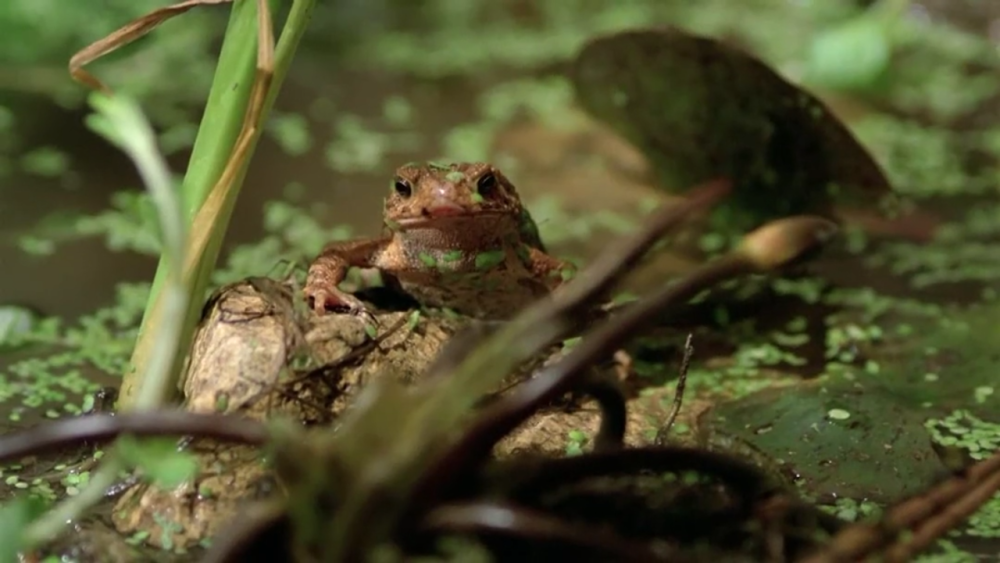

left=69, top=0, right=233, bottom=94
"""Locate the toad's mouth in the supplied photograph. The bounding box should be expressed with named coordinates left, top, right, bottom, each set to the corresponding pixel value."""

left=393, top=210, right=510, bottom=229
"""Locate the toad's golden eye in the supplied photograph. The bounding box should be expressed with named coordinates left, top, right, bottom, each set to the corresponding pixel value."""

left=393, top=178, right=412, bottom=198
left=477, top=172, right=497, bottom=196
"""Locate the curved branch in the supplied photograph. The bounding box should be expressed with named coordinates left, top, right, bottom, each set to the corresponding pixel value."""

left=499, top=446, right=781, bottom=506
left=0, top=411, right=269, bottom=463
left=420, top=500, right=678, bottom=562
left=573, top=371, right=628, bottom=452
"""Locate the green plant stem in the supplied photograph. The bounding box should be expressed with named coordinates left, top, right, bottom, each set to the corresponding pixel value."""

left=25, top=90, right=188, bottom=546
left=119, top=0, right=264, bottom=407
left=185, top=0, right=316, bottom=365
left=87, top=93, right=191, bottom=411
left=121, top=0, right=315, bottom=407
left=22, top=0, right=317, bottom=547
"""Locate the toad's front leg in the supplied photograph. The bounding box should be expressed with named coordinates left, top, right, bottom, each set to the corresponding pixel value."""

left=304, top=238, right=387, bottom=316
left=524, top=247, right=577, bottom=291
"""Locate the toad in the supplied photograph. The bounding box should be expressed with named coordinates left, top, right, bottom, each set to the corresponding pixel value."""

left=303, top=162, right=576, bottom=320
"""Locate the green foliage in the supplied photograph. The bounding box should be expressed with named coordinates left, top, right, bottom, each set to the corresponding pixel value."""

left=819, top=497, right=883, bottom=523
left=19, top=147, right=70, bottom=178
left=72, top=191, right=163, bottom=256
left=926, top=410, right=1000, bottom=462
left=324, top=113, right=422, bottom=174
left=3, top=2, right=1000, bottom=558
left=0, top=283, right=147, bottom=416
left=268, top=112, right=314, bottom=156
left=117, top=437, right=199, bottom=488
left=868, top=200, right=1000, bottom=289
left=86, top=92, right=184, bottom=260
left=83, top=90, right=189, bottom=412
left=349, top=1, right=662, bottom=77
left=527, top=194, right=643, bottom=248
left=888, top=16, right=1000, bottom=119
left=564, top=429, right=588, bottom=456
left=0, top=0, right=218, bottom=102
left=0, top=306, right=37, bottom=349
left=966, top=495, right=1000, bottom=539
left=0, top=496, right=48, bottom=563
left=216, top=197, right=354, bottom=284
left=806, top=11, right=893, bottom=92
left=852, top=117, right=973, bottom=198
left=913, top=540, right=980, bottom=563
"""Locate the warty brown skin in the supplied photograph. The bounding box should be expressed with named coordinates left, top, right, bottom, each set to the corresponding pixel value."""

left=304, top=162, right=574, bottom=320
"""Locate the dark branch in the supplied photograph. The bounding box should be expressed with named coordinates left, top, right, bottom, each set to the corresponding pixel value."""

left=0, top=411, right=269, bottom=463
left=420, top=500, right=678, bottom=562
left=499, top=446, right=782, bottom=506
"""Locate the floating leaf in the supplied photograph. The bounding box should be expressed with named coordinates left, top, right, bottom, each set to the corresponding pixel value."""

left=570, top=28, right=894, bottom=233
left=704, top=378, right=948, bottom=503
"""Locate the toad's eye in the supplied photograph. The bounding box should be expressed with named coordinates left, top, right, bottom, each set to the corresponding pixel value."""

left=393, top=179, right=412, bottom=198
left=477, top=172, right=497, bottom=196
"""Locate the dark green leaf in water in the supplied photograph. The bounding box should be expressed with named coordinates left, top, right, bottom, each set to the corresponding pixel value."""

left=704, top=378, right=948, bottom=503
left=0, top=496, right=48, bottom=563
left=570, top=28, right=894, bottom=234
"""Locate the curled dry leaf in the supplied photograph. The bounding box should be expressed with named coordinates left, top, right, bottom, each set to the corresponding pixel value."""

left=570, top=27, right=895, bottom=233
left=69, top=0, right=234, bottom=94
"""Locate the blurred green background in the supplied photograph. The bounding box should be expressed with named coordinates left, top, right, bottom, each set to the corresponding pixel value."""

left=3, top=3, right=1000, bottom=555
left=2, top=0, right=998, bottom=318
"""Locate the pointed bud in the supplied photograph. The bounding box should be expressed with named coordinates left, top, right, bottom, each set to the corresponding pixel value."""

left=738, top=216, right=838, bottom=271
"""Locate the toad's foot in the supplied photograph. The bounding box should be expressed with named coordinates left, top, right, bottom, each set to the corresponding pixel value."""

left=612, top=349, right=633, bottom=382
left=303, top=285, right=377, bottom=324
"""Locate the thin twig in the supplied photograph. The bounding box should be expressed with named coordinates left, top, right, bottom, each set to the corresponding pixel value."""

left=656, top=332, right=693, bottom=445
left=286, top=313, right=410, bottom=388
